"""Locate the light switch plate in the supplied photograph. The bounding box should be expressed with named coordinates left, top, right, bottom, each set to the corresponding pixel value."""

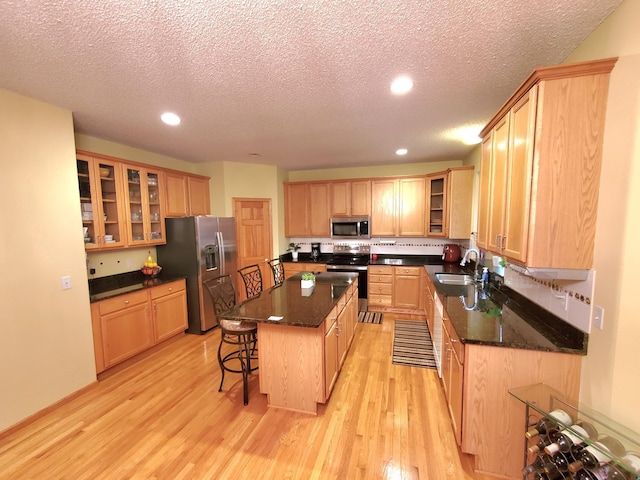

left=61, top=276, right=72, bottom=290
left=593, top=305, right=604, bottom=329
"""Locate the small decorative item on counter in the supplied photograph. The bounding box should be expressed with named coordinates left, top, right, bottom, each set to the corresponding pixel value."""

left=287, top=242, right=301, bottom=260
left=300, top=272, right=315, bottom=289
left=142, top=253, right=162, bottom=277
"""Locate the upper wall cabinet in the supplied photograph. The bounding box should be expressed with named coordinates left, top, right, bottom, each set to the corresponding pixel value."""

left=426, top=168, right=474, bottom=239
left=77, top=153, right=127, bottom=249
left=123, top=164, right=166, bottom=246
left=477, top=58, right=617, bottom=269
left=329, top=180, right=371, bottom=217
left=371, top=177, right=426, bottom=237
left=284, top=182, right=330, bottom=237
left=164, top=171, right=211, bottom=217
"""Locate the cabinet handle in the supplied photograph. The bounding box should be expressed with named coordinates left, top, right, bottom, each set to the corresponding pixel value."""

left=451, top=339, right=457, bottom=343
left=501, top=235, right=506, bottom=249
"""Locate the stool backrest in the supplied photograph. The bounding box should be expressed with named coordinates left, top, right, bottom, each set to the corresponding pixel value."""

left=204, top=274, right=236, bottom=315
left=267, top=258, right=285, bottom=286
left=238, top=264, right=263, bottom=298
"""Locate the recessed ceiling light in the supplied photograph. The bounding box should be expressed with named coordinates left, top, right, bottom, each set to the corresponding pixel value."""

left=390, top=76, right=413, bottom=95
left=396, top=148, right=408, bottom=156
left=161, top=112, right=181, bottom=126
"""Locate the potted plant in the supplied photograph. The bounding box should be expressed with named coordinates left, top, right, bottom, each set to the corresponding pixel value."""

left=300, top=271, right=315, bottom=289
left=287, top=242, right=301, bottom=260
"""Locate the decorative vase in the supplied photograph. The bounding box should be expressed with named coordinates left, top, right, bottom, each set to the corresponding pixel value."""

left=291, top=251, right=299, bottom=260
left=300, top=279, right=314, bottom=289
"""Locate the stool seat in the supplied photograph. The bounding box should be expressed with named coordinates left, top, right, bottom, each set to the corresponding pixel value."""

left=220, top=319, right=258, bottom=333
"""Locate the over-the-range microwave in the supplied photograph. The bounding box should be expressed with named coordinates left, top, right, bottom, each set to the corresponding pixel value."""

left=330, top=216, right=370, bottom=239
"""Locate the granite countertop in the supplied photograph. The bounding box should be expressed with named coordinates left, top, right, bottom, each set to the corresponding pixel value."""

left=89, top=270, right=187, bottom=303
left=424, top=264, right=588, bottom=355
left=220, top=271, right=359, bottom=328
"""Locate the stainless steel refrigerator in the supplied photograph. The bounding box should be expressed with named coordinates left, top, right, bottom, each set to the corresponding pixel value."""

left=157, top=216, right=237, bottom=334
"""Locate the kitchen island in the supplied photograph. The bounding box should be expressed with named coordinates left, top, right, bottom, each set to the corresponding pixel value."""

left=220, top=272, right=359, bottom=414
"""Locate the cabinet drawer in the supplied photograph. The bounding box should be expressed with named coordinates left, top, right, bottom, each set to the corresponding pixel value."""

left=369, top=283, right=393, bottom=295
left=369, top=274, right=392, bottom=284
left=150, top=280, right=186, bottom=299
left=394, top=266, right=421, bottom=276
left=98, top=290, right=148, bottom=316
left=369, top=294, right=392, bottom=306
left=368, top=265, right=393, bottom=275
left=324, top=306, right=338, bottom=334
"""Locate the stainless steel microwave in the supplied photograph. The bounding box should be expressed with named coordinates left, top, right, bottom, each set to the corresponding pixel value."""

left=330, top=216, right=370, bottom=239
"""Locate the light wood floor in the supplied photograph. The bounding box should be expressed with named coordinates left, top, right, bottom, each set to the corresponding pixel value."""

left=0, top=315, right=492, bottom=480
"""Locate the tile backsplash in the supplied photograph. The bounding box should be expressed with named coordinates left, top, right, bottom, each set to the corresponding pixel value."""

left=288, top=237, right=470, bottom=256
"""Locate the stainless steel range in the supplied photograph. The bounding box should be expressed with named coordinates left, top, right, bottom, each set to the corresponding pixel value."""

left=326, top=244, right=370, bottom=299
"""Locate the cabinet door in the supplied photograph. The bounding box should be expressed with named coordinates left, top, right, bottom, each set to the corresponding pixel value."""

left=284, top=183, right=309, bottom=236
left=426, top=173, right=448, bottom=237
left=441, top=321, right=452, bottom=400
left=164, top=172, right=189, bottom=217
left=187, top=176, right=210, bottom=215
left=398, top=177, right=426, bottom=236
left=337, top=307, right=348, bottom=368
left=324, top=319, right=338, bottom=400
left=477, top=134, right=493, bottom=249
left=350, top=180, right=371, bottom=216
left=309, top=183, right=330, bottom=237
left=447, top=167, right=474, bottom=240
left=371, top=179, right=397, bottom=236
left=450, top=344, right=464, bottom=446
left=487, top=114, right=510, bottom=253
left=101, top=303, right=154, bottom=367
left=125, top=166, right=165, bottom=245
left=393, top=267, right=421, bottom=309
left=330, top=182, right=351, bottom=216
left=152, top=289, right=188, bottom=342
left=502, top=89, right=536, bottom=262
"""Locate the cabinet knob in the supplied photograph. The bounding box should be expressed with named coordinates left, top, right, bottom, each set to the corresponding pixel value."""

left=168, top=287, right=172, bottom=291
left=124, top=300, right=129, bottom=304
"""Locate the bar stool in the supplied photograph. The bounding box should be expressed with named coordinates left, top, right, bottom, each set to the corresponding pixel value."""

left=238, top=264, right=263, bottom=298
left=267, top=258, right=285, bottom=286
left=203, top=274, right=258, bottom=406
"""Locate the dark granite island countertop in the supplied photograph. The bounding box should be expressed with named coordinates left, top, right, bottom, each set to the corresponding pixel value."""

left=220, top=271, right=358, bottom=327
left=222, top=271, right=359, bottom=415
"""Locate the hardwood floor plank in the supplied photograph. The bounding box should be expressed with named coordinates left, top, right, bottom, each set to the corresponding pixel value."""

left=0, top=316, right=493, bottom=480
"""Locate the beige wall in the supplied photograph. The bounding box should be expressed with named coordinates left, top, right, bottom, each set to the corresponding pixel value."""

left=563, top=0, right=640, bottom=431
left=0, top=90, right=96, bottom=431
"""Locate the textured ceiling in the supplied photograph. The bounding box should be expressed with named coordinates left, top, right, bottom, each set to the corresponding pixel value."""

left=0, top=0, right=623, bottom=170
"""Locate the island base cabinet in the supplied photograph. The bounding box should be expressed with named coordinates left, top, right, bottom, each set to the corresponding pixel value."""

left=461, top=344, right=581, bottom=479
left=258, top=323, right=325, bottom=414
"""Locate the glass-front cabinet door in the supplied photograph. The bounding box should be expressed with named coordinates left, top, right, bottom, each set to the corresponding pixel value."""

left=124, top=165, right=165, bottom=246
left=77, top=154, right=126, bottom=249
left=426, top=172, right=448, bottom=237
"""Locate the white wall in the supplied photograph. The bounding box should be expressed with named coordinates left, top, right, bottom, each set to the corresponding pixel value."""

left=0, top=89, right=96, bottom=431
left=563, top=0, right=640, bottom=431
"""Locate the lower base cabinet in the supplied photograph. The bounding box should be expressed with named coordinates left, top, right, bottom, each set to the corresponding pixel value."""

left=368, top=265, right=423, bottom=316
left=91, top=279, right=187, bottom=373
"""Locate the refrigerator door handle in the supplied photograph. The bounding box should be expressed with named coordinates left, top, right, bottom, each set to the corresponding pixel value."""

left=217, top=231, right=226, bottom=275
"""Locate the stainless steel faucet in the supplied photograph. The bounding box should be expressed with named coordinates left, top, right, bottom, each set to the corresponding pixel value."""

left=460, top=248, right=480, bottom=267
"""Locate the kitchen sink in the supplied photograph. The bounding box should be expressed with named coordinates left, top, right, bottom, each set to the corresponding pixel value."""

left=435, top=273, right=476, bottom=285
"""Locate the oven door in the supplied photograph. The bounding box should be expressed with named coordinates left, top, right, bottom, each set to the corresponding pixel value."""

left=326, top=265, right=368, bottom=299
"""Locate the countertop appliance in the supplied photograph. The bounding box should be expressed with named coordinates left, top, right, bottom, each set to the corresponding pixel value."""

left=330, top=216, right=370, bottom=239
left=310, top=242, right=321, bottom=260
left=326, top=244, right=369, bottom=299
left=157, top=216, right=237, bottom=334
left=442, top=244, right=461, bottom=263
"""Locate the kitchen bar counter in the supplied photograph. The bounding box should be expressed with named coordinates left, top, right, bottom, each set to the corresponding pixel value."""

left=88, top=270, right=186, bottom=303
left=220, top=271, right=358, bottom=327
left=424, top=264, right=587, bottom=355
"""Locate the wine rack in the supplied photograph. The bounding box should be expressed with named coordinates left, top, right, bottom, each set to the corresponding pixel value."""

left=510, top=384, right=640, bottom=479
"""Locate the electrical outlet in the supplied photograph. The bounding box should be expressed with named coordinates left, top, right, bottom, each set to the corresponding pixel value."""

left=593, top=305, right=605, bottom=329
left=61, top=276, right=72, bottom=290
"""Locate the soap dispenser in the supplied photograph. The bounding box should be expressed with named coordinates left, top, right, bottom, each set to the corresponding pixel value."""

left=481, top=267, right=489, bottom=286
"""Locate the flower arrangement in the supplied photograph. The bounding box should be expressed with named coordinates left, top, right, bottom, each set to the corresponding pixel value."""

left=287, top=242, right=301, bottom=252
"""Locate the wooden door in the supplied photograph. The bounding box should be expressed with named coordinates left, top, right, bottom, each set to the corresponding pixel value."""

left=164, top=172, right=189, bottom=217
left=487, top=114, right=510, bottom=253
left=187, top=176, right=210, bottom=215
left=284, top=183, right=309, bottom=236
left=371, top=179, right=397, bottom=236
left=350, top=180, right=371, bottom=216
left=308, top=183, right=330, bottom=236
left=426, top=173, right=448, bottom=236
left=330, top=182, right=351, bottom=216
left=233, top=198, right=273, bottom=298
left=477, top=134, right=493, bottom=249
left=503, top=88, right=536, bottom=262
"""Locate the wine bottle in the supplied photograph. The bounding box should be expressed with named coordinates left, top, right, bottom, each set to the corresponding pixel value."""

left=574, top=466, right=609, bottom=479
left=523, top=455, right=555, bottom=476
left=568, top=435, right=626, bottom=473
left=544, top=451, right=573, bottom=474
left=526, top=409, right=574, bottom=439
left=545, top=421, right=598, bottom=455
left=607, top=451, right=640, bottom=480
left=529, top=437, right=550, bottom=455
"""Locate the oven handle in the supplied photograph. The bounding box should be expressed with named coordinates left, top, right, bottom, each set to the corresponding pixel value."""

left=326, top=264, right=368, bottom=271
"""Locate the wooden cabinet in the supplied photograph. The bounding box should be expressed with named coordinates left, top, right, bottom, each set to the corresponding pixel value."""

left=426, top=168, right=474, bottom=239
left=309, top=183, right=330, bottom=236
left=284, top=183, right=309, bottom=236
left=151, top=281, right=188, bottom=343
left=164, top=172, right=211, bottom=217
left=123, top=165, right=166, bottom=246
left=283, top=262, right=327, bottom=279
left=441, top=311, right=464, bottom=445
left=371, top=177, right=426, bottom=237
left=324, top=307, right=339, bottom=397
left=478, top=58, right=616, bottom=269
left=423, top=269, right=435, bottom=335
left=368, top=265, right=423, bottom=315
left=77, top=153, right=127, bottom=250
left=90, top=280, right=187, bottom=373
left=330, top=180, right=371, bottom=217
